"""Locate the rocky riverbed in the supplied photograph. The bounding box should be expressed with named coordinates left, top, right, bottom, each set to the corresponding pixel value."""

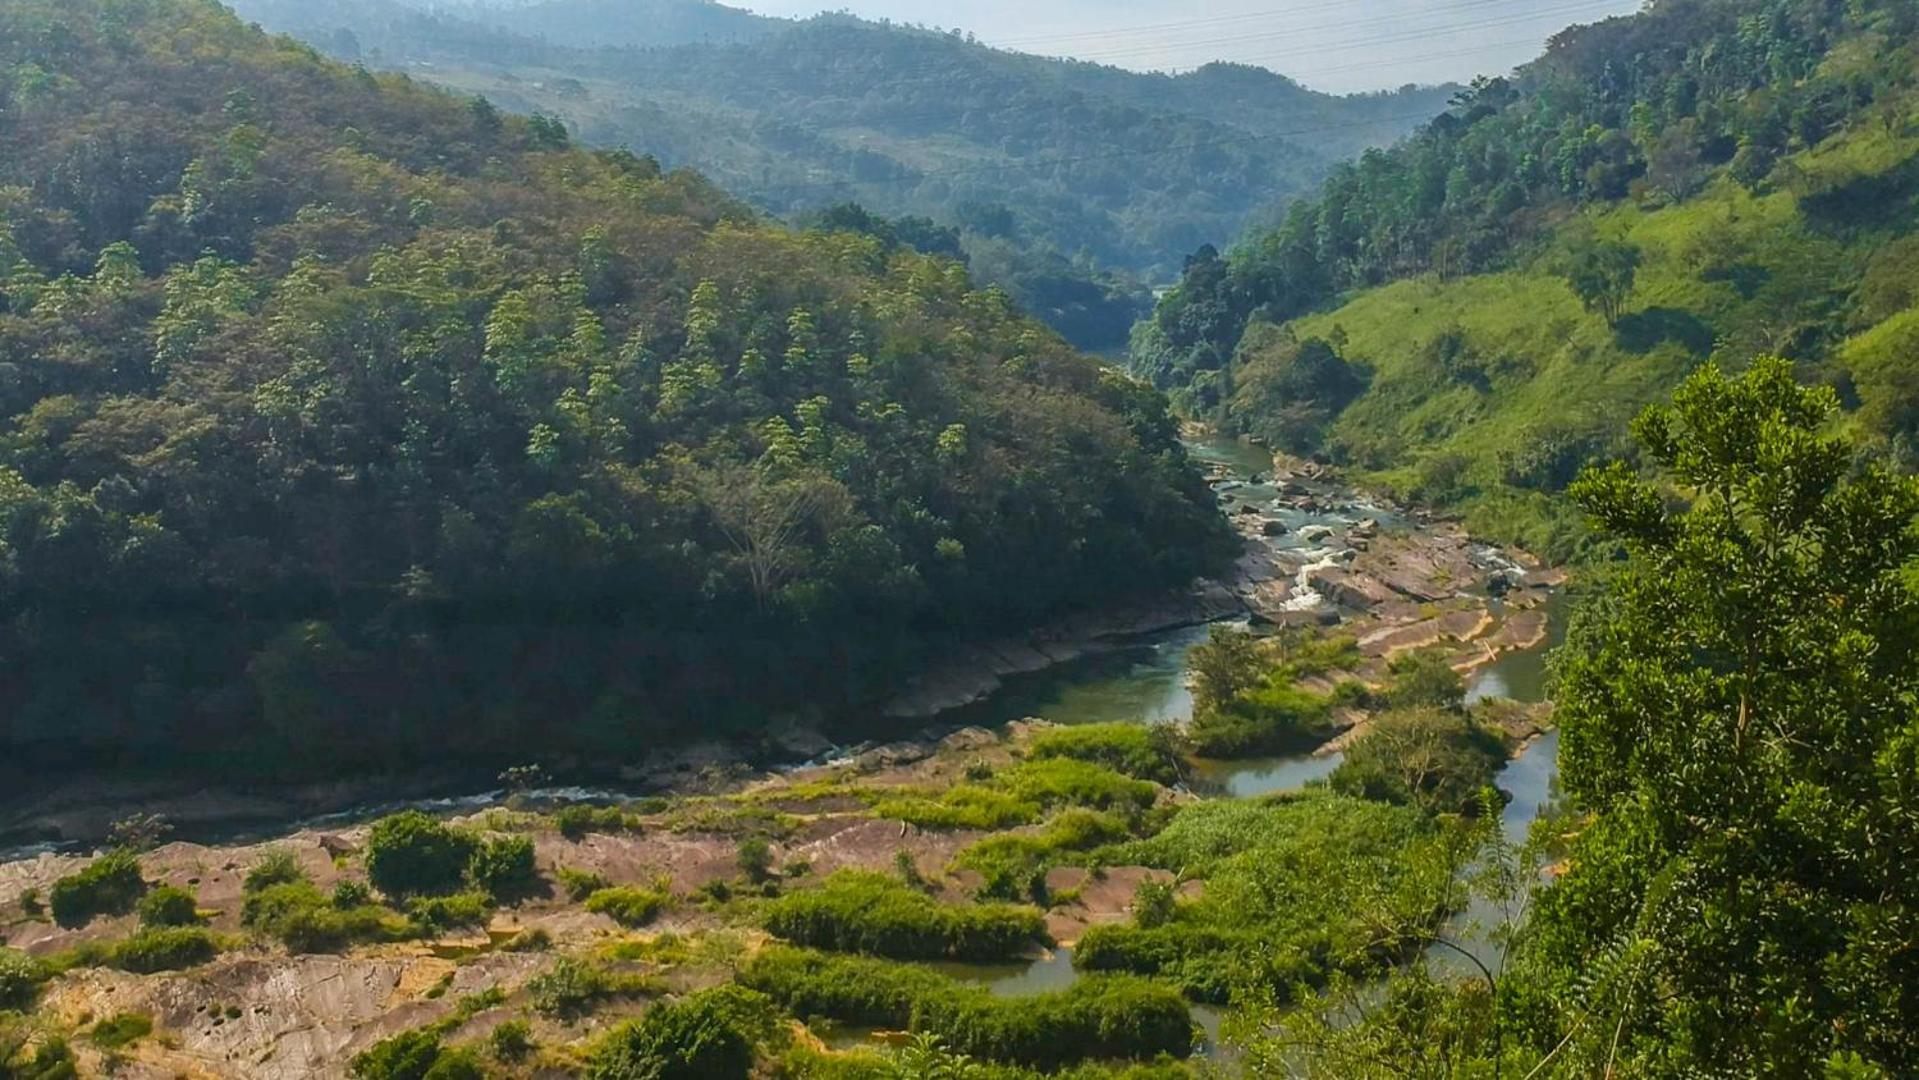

left=886, top=428, right=1565, bottom=734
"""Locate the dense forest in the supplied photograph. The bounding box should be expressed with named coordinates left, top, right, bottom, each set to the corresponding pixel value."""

left=0, top=0, right=1235, bottom=780
left=1136, top=0, right=1919, bottom=557
left=222, top=0, right=1456, bottom=349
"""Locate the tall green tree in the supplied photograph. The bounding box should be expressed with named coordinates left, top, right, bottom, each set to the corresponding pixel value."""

left=1532, top=357, right=1919, bottom=1075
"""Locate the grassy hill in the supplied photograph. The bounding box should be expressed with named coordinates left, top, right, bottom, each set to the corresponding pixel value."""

left=1136, top=0, right=1919, bottom=560
left=0, top=0, right=1232, bottom=779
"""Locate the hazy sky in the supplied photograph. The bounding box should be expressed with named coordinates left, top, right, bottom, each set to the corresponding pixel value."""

left=741, top=0, right=1645, bottom=93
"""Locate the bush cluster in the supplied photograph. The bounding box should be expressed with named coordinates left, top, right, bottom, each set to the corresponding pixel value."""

left=136, top=885, right=202, bottom=928
left=242, top=878, right=409, bottom=954
left=953, top=810, right=1132, bottom=903
left=585, top=886, right=669, bottom=928
left=761, top=872, right=1044, bottom=961
left=741, top=948, right=1193, bottom=1070
left=586, top=986, right=777, bottom=1080
left=49, top=851, right=147, bottom=928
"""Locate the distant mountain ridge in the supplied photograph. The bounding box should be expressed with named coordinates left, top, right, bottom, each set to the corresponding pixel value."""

left=415, top=0, right=785, bottom=48
left=227, top=0, right=1455, bottom=347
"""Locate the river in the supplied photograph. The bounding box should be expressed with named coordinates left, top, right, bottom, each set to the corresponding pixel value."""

left=915, top=431, right=1570, bottom=1058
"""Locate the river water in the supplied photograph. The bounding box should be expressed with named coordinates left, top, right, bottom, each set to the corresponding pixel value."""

left=916, top=432, right=1570, bottom=1058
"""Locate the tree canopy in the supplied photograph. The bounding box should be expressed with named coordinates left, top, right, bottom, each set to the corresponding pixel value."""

left=0, top=0, right=1232, bottom=779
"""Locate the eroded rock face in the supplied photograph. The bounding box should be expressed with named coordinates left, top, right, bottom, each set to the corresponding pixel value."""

left=40, top=952, right=547, bottom=1079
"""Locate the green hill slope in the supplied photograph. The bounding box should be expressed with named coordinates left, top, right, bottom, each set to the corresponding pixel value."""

left=1136, top=0, right=1919, bottom=559
left=224, top=0, right=1454, bottom=348
left=0, top=0, right=1232, bottom=778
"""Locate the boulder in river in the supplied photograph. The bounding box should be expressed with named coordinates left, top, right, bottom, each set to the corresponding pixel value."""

left=1298, top=524, right=1336, bottom=544
left=1261, top=519, right=1289, bottom=537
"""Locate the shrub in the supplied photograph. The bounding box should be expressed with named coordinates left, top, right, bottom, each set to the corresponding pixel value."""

left=585, top=987, right=772, bottom=1080
left=555, top=804, right=640, bottom=841
left=1328, top=707, right=1507, bottom=814
left=761, top=872, right=1043, bottom=962
left=350, top=1028, right=444, bottom=1080
left=736, top=837, right=773, bottom=882
left=488, top=1019, right=534, bottom=1062
left=111, top=927, right=220, bottom=973
left=244, top=881, right=408, bottom=953
left=466, top=835, right=539, bottom=900
left=333, top=880, right=373, bottom=908
left=407, top=892, right=492, bottom=931
left=366, top=812, right=478, bottom=898
left=1185, top=684, right=1335, bottom=758
left=244, top=849, right=306, bottom=894
left=585, top=886, right=669, bottom=928
left=137, top=885, right=201, bottom=928
left=1132, top=879, right=1177, bottom=929
left=49, top=851, right=147, bottom=928
left=558, top=866, right=610, bottom=901
left=1027, top=724, right=1179, bottom=784
left=1382, top=650, right=1467, bottom=711
left=0, top=949, right=46, bottom=1010
left=88, top=1012, right=152, bottom=1049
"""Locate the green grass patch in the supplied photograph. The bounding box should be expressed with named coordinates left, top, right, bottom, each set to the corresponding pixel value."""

left=1026, top=724, right=1180, bottom=785
left=871, top=785, right=1041, bottom=830
left=761, top=871, right=1044, bottom=962
left=87, top=1012, right=152, bottom=1050
left=740, top=946, right=1194, bottom=1070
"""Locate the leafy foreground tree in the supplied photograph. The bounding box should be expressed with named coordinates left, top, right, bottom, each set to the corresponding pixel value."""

left=1236, top=358, right=1919, bottom=1077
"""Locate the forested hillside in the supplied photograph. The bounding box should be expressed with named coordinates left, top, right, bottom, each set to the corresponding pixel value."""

left=225, top=0, right=1455, bottom=348
left=0, top=0, right=1233, bottom=779
left=1136, top=0, right=1919, bottom=557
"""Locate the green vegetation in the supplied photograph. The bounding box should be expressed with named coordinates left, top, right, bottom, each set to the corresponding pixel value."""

left=0, top=950, right=46, bottom=1012
left=558, top=867, right=611, bottom=902
left=952, top=810, right=1134, bottom=903
left=230, top=0, right=1451, bottom=348
left=527, top=956, right=659, bottom=1021
left=1327, top=708, right=1508, bottom=815
left=105, top=927, right=220, bottom=974
left=740, top=947, right=1193, bottom=1069
left=555, top=805, right=644, bottom=841
left=1080, top=795, right=1451, bottom=1003
left=585, top=886, right=670, bottom=929
left=870, top=787, right=1040, bottom=831
left=1002, top=759, right=1158, bottom=813
left=1183, top=625, right=1349, bottom=758
left=465, top=834, right=538, bottom=900
left=1138, top=0, right=1919, bottom=560
left=0, top=0, right=1231, bottom=785
left=761, top=871, right=1044, bottom=962
left=1244, top=361, right=1919, bottom=1075
left=135, top=885, right=201, bottom=928
left=242, top=876, right=411, bottom=954
left=47, top=852, right=146, bottom=929
left=365, top=813, right=479, bottom=899
left=86, top=1013, right=151, bottom=1050
left=1026, top=724, right=1181, bottom=785
left=587, top=986, right=776, bottom=1080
